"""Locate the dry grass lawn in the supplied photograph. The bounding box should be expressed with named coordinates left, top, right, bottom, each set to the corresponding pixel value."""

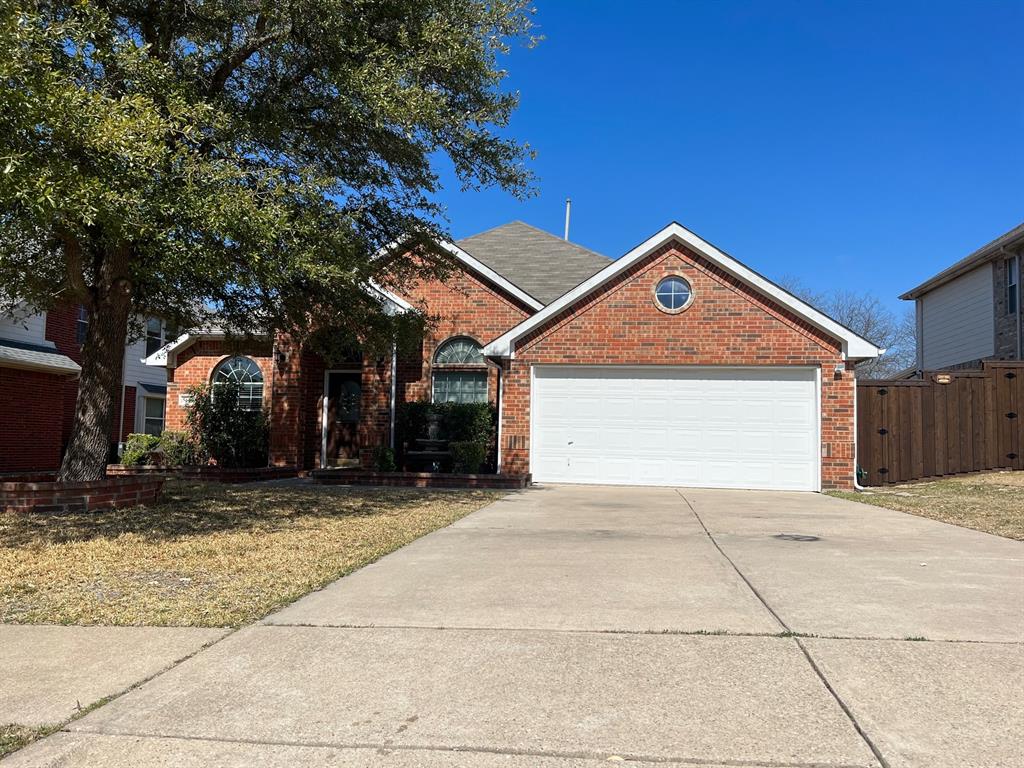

left=0, top=480, right=500, bottom=626
left=829, top=471, right=1024, bottom=540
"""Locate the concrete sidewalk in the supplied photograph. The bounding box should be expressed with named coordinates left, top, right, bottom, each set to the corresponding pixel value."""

left=0, top=625, right=227, bottom=727
left=4, top=486, right=1022, bottom=768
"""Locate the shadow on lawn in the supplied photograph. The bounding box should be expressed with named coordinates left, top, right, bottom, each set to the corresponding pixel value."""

left=0, top=480, right=495, bottom=547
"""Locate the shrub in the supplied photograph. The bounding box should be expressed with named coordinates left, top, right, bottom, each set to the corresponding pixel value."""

left=184, top=381, right=269, bottom=468
left=396, top=400, right=497, bottom=473
left=436, top=402, right=495, bottom=445
left=372, top=446, right=397, bottom=472
left=159, top=430, right=203, bottom=467
left=396, top=400, right=433, bottom=443
left=450, top=440, right=486, bottom=474
left=121, top=433, right=161, bottom=466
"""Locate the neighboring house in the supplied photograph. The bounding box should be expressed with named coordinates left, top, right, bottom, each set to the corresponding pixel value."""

left=148, top=220, right=880, bottom=491
left=0, top=304, right=175, bottom=473
left=900, top=222, right=1023, bottom=371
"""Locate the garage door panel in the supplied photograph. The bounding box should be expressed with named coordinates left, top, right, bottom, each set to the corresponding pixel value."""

left=702, top=428, right=740, bottom=454
left=743, top=429, right=775, bottom=454
left=532, top=366, right=819, bottom=491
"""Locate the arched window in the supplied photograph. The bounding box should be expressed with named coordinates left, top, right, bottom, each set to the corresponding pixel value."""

left=213, top=356, right=264, bottom=411
left=432, top=337, right=487, bottom=404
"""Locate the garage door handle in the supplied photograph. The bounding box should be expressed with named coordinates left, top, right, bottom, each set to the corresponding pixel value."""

left=567, top=440, right=574, bottom=445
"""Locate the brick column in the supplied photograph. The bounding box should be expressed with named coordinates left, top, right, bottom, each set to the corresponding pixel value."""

left=269, top=332, right=306, bottom=468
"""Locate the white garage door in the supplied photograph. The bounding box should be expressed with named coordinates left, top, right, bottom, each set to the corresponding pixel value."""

left=531, top=366, right=819, bottom=491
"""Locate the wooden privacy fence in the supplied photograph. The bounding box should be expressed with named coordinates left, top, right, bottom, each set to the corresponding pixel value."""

left=857, top=361, right=1024, bottom=486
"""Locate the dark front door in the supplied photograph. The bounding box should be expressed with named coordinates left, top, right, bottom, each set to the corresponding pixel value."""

left=325, top=370, right=362, bottom=466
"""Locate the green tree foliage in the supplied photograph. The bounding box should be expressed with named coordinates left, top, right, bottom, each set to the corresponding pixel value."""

left=0, top=0, right=536, bottom=479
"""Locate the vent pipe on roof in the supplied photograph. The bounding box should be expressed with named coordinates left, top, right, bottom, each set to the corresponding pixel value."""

left=564, top=197, right=571, bottom=241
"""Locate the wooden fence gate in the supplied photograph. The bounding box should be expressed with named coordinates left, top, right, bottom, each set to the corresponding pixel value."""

left=856, top=361, right=1024, bottom=486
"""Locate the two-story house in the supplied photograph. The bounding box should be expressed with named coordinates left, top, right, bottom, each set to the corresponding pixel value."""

left=0, top=304, right=175, bottom=473
left=901, top=222, right=1022, bottom=371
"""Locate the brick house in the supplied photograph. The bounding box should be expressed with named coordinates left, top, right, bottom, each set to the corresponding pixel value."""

left=147, top=221, right=880, bottom=491
left=0, top=305, right=175, bottom=473
left=900, top=222, right=1022, bottom=372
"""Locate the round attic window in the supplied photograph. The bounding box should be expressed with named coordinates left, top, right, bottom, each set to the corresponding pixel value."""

left=654, top=276, right=693, bottom=313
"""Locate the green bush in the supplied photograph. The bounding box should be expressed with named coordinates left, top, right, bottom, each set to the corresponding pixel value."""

left=396, top=400, right=497, bottom=473
left=436, top=402, right=495, bottom=445
left=159, top=430, right=203, bottom=467
left=121, top=433, right=161, bottom=466
left=372, top=446, right=397, bottom=472
left=450, top=440, right=486, bottom=474
left=396, top=400, right=433, bottom=443
left=184, top=381, right=269, bottom=468
left=397, top=401, right=496, bottom=445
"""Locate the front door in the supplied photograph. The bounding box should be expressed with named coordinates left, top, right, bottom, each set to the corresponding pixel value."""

left=324, top=370, right=362, bottom=467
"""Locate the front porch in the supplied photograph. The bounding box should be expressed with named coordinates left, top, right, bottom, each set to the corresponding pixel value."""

left=266, top=335, right=509, bottom=476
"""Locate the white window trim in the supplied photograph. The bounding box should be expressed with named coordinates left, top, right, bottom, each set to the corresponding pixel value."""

left=431, top=368, right=489, bottom=405
left=135, top=392, right=167, bottom=436
left=1006, top=255, right=1019, bottom=315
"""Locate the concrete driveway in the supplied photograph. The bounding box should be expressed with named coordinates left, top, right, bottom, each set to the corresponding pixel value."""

left=6, top=486, right=1023, bottom=768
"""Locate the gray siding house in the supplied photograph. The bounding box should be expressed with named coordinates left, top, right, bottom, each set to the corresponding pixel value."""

left=901, top=223, right=1022, bottom=371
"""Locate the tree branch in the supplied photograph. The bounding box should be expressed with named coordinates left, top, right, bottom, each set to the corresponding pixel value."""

left=207, top=15, right=290, bottom=96
left=61, top=234, right=92, bottom=308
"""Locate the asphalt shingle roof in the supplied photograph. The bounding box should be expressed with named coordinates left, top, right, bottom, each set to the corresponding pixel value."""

left=0, top=337, right=80, bottom=374
left=456, top=221, right=610, bottom=305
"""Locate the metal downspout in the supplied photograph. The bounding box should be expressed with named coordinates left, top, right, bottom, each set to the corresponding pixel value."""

left=389, top=343, right=397, bottom=451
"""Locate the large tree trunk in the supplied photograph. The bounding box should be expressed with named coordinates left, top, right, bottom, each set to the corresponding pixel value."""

left=58, top=245, right=133, bottom=482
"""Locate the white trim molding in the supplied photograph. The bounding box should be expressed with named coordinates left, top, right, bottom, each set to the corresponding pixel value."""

left=483, top=222, right=883, bottom=362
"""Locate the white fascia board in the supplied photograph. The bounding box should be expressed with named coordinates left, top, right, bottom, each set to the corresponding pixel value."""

left=441, top=241, right=545, bottom=312
left=143, top=333, right=196, bottom=367
left=483, top=222, right=882, bottom=361
left=367, top=281, right=414, bottom=315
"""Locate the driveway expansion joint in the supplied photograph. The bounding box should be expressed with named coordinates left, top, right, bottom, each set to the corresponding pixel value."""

left=260, top=621, right=1023, bottom=645
left=676, top=490, right=891, bottom=768
left=57, top=728, right=878, bottom=768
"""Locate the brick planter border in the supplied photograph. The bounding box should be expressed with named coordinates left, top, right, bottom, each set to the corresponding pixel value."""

left=311, top=469, right=530, bottom=490
left=179, top=466, right=300, bottom=484
left=106, top=464, right=173, bottom=477
left=106, top=464, right=301, bottom=484
left=1, top=475, right=165, bottom=513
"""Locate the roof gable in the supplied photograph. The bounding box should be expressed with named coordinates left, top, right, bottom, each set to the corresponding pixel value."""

left=484, top=222, right=882, bottom=361
left=456, top=221, right=610, bottom=305
left=900, top=221, right=1024, bottom=300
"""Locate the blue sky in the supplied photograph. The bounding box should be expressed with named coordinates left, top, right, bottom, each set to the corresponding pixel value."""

left=434, top=0, right=1022, bottom=312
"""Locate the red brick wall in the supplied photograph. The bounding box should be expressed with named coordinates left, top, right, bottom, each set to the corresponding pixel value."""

left=45, top=305, right=84, bottom=363
left=394, top=267, right=534, bottom=406
left=498, top=241, right=857, bottom=489
left=164, top=340, right=274, bottom=432
left=0, top=367, right=67, bottom=472
left=116, top=386, right=136, bottom=442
